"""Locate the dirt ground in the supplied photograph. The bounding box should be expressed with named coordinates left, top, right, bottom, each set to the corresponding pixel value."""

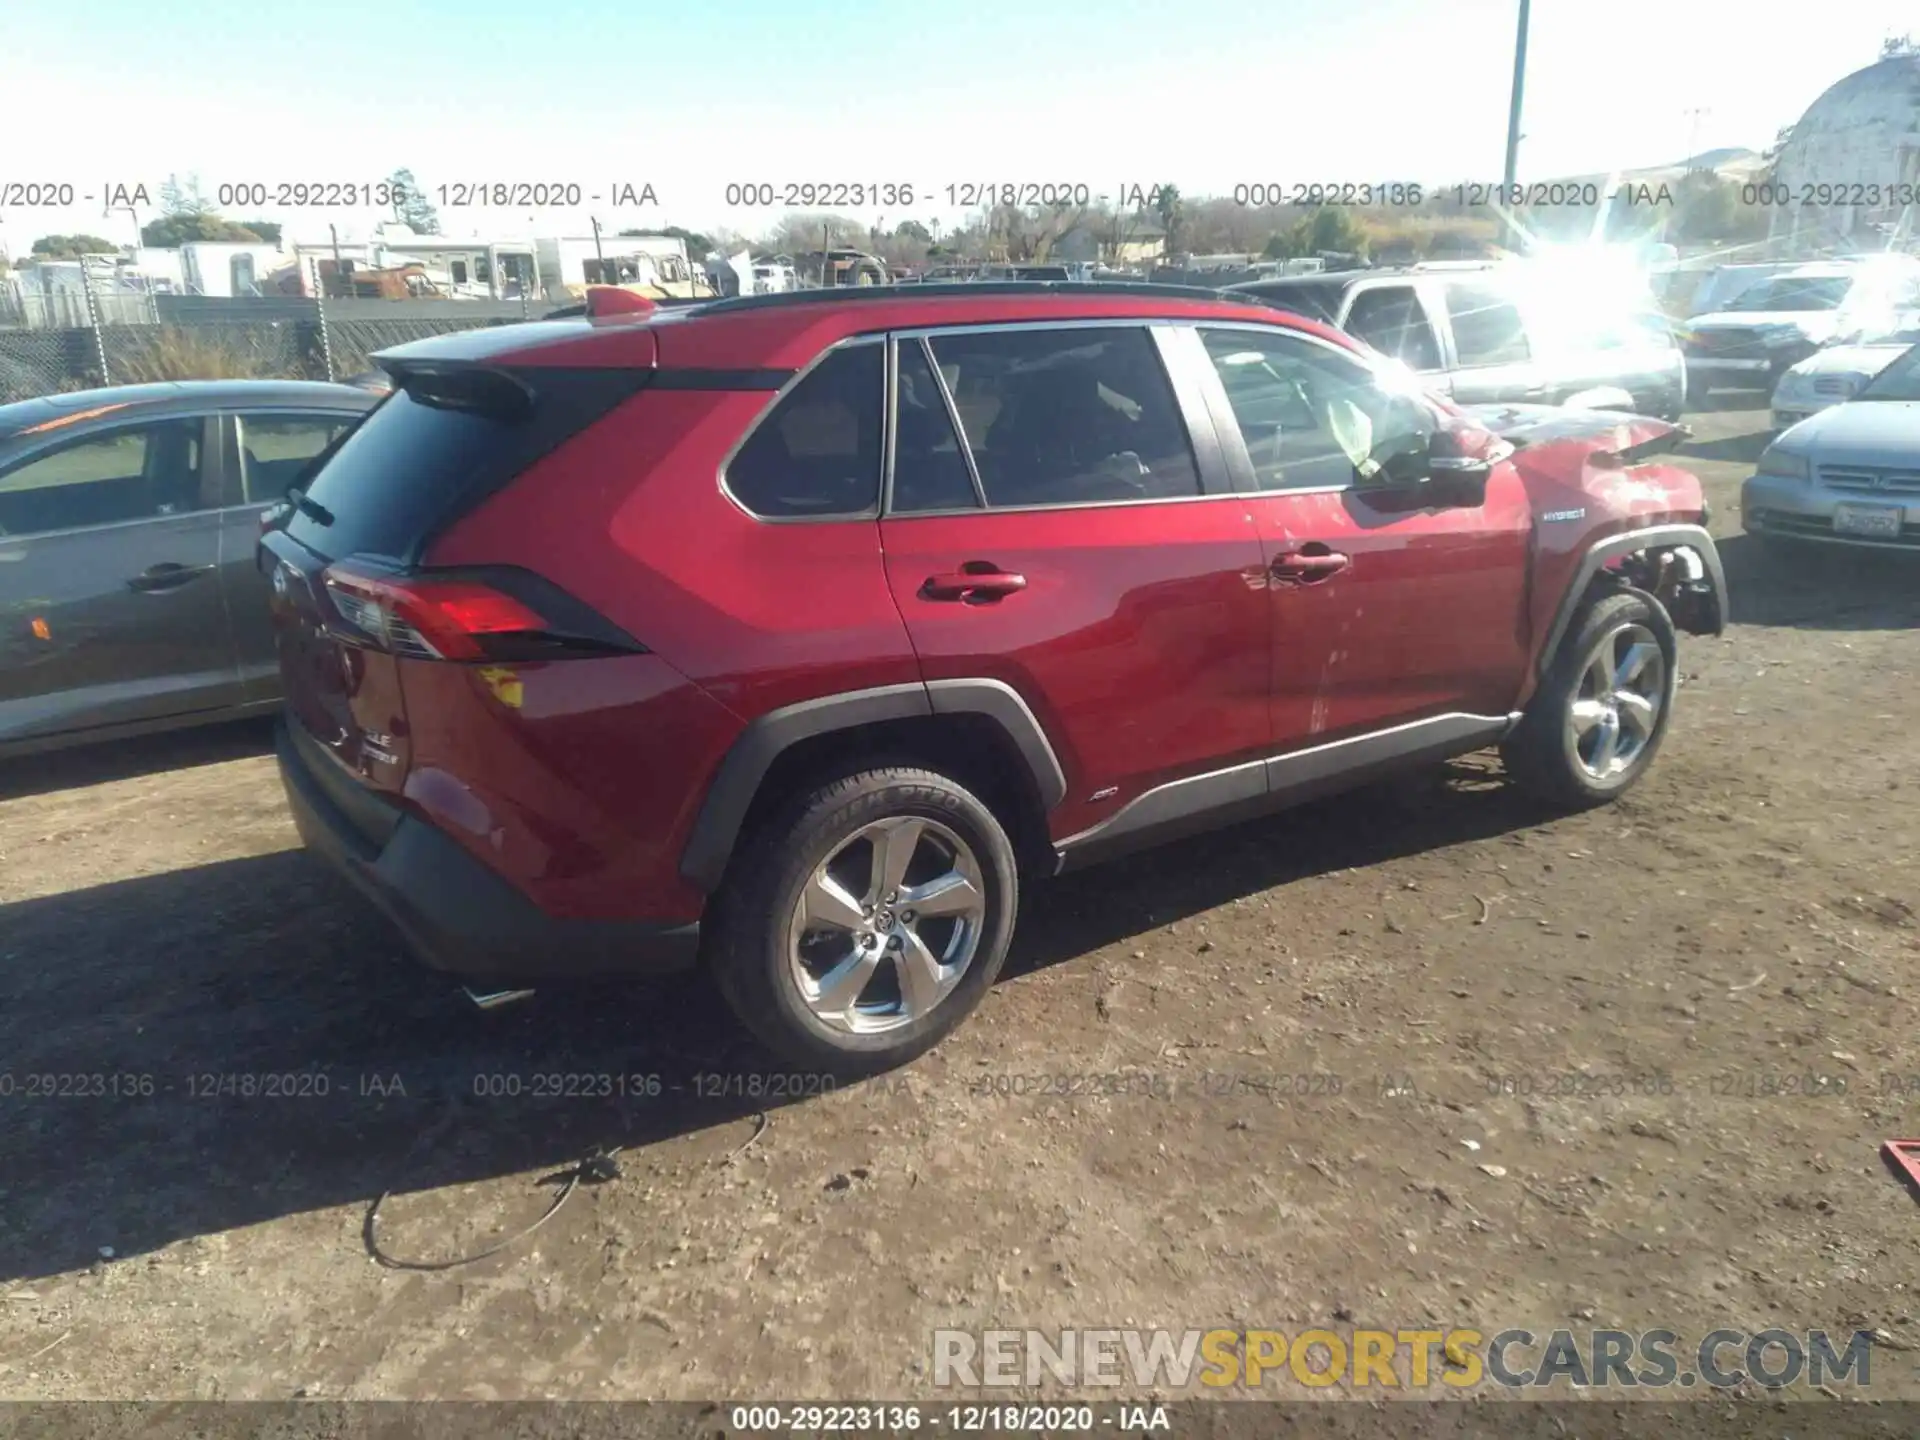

left=2, top=399, right=1918, bottom=1408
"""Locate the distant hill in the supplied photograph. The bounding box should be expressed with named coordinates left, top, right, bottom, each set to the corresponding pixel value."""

left=1674, top=147, right=1763, bottom=171
left=1537, top=147, right=1770, bottom=191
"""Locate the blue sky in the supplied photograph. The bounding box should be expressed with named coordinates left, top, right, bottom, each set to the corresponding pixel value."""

left=0, top=0, right=1914, bottom=253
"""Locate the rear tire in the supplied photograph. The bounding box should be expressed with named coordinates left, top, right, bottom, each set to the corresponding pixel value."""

left=709, top=766, right=1018, bottom=1075
left=1502, top=589, right=1678, bottom=809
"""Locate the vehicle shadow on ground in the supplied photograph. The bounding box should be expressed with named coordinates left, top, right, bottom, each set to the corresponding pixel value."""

left=0, top=756, right=1540, bottom=1283
left=0, top=718, right=275, bottom=802
left=1676, top=425, right=1771, bottom=467
left=1683, top=391, right=1772, bottom=417
left=1719, top=532, right=1920, bottom=631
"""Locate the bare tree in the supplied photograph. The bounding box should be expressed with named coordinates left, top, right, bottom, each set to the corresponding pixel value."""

left=762, top=212, right=870, bottom=255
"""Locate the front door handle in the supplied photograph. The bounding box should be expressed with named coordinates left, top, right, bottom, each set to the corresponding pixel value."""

left=1271, top=547, right=1350, bottom=585
left=920, top=564, right=1027, bottom=604
left=128, top=562, right=217, bottom=593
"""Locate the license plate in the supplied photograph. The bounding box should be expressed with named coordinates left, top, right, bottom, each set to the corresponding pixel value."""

left=1833, top=503, right=1904, bottom=538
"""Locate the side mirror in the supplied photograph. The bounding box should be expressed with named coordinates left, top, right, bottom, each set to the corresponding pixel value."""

left=1358, top=415, right=1495, bottom=508
left=1425, top=451, right=1493, bottom=508
left=1424, top=423, right=1498, bottom=506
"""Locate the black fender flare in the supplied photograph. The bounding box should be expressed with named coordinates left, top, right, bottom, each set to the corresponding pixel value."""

left=678, top=678, right=1067, bottom=893
left=1536, top=523, right=1726, bottom=678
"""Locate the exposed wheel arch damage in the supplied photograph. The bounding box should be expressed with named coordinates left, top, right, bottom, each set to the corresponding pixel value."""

left=1540, top=526, right=1726, bottom=685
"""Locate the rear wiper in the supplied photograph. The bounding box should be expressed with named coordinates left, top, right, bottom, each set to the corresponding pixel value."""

left=286, top=485, right=334, bottom=527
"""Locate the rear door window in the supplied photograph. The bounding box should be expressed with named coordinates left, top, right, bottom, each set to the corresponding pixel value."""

left=725, top=342, right=884, bottom=518
left=922, top=326, right=1199, bottom=507
left=1444, top=281, right=1531, bottom=366
left=0, top=419, right=208, bottom=536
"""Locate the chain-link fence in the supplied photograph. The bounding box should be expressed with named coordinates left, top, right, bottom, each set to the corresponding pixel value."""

left=0, top=271, right=532, bottom=404
left=0, top=329, right=93, bottom=401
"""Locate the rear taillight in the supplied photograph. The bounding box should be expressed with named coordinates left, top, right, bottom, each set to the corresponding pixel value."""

left=320, top=561, right=644, bottom=662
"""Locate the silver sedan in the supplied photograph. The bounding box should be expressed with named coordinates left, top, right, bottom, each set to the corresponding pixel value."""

left=1743, top=342, right=1920, bottom=551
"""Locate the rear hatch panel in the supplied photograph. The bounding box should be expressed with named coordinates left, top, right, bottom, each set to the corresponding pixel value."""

left=261, top=336, right=658, bottom=794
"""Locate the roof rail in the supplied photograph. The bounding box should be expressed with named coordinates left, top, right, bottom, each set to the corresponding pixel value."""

left=676, top=280, right=1266, bottom=316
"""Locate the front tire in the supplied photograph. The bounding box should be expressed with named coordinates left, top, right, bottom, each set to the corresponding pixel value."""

left=1502, top=589, right=1678, bottom=808
left=710, top=766, right=1018, bottom=1074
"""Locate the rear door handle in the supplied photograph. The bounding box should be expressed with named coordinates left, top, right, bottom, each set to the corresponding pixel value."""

left=1271, top=548, right=1350, bottom=584
left=920, top=564, right=1027, bottom=603
left=128, top=562, right=216, bottom=593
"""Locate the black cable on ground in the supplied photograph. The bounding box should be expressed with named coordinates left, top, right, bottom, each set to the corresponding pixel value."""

left=362, top=1147, right=623, bottom=1272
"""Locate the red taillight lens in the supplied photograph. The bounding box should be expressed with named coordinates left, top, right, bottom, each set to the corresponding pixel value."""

left=320, top=561, right=645, bottom=662
left=323, top=564, right=552, bottom=661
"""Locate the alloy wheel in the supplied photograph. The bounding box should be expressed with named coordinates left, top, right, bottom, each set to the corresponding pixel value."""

left=785, top=816, right=988, bottom=1035
left=1563, top=621, right=1667, bottom=783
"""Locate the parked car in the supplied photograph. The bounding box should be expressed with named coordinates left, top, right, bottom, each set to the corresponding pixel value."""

left=1743, top=338, right=1920, bottom=550
left=1679, top=263, right=1803, bottom=319
left=261, top=282, right=1725, bottom=1071
left=0, top=380, right=379, bottom=757
left=1679, top=258, right=1920, bottom=402
left=1231, top=262, right=1686, bottom=421
left=1769, top=317, right=1920, bottom=429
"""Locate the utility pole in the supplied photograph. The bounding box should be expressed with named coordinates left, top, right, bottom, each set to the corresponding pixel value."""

left=1683, top=108, right=1711, bottom=169
left=1502, top=0, right=1531, bottom=248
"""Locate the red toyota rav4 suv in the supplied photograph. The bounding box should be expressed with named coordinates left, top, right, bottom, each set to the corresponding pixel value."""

left=261, top=283, right=1726, bottom=1073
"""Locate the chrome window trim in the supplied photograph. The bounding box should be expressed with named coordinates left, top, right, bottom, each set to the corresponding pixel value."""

left=922, top=336, right=990, bottom=510
left=880, top=333, right=899, bottom=515
left=892, top=315, right=1183, bottom=342
left=716, top=332, right=886, bottom=525
left=878, top=488, right=1276, bottom=520
left=884, top=334, right=989, bottom=516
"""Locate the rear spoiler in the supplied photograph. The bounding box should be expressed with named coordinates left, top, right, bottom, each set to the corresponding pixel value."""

left=378, top=358, right=537, bottom=419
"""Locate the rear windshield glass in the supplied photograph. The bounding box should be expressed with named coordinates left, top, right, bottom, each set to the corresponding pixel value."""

left=284, top=388, right=504, bottom=561
left=282, top=366, right=643, bottom=562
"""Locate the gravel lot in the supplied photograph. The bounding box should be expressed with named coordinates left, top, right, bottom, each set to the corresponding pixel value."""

left=2, top=400, right=1918, bottom=1407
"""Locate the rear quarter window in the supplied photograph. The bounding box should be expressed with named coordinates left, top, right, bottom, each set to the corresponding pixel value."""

left=724, top=342, right=884, bottom=519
